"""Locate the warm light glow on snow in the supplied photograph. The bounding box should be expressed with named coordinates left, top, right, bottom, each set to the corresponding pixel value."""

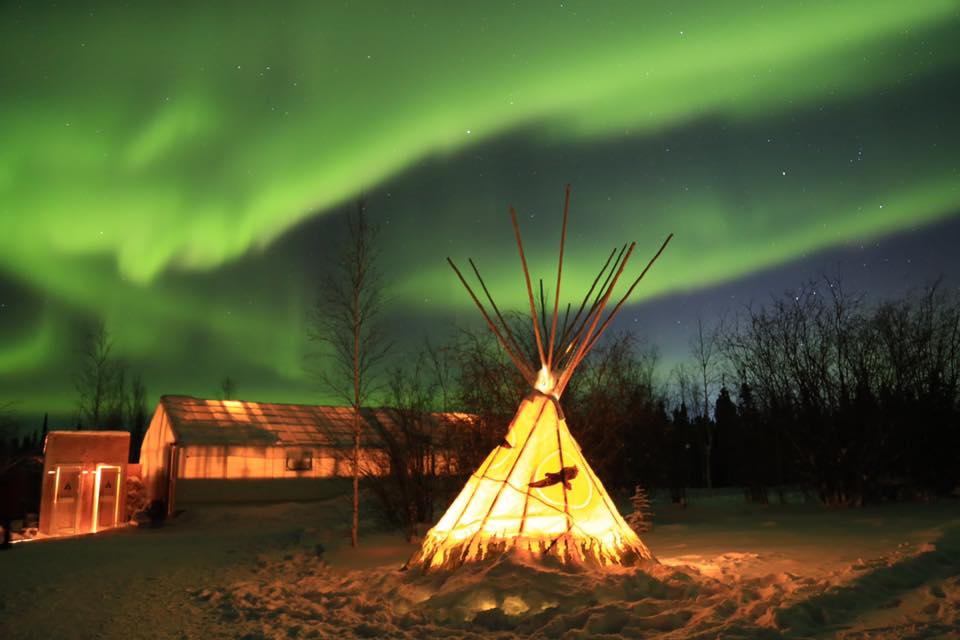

left=501, top=595, right=530, bottom=616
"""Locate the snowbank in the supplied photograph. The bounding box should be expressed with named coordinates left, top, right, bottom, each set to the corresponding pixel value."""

left=2, top=498, right=958, bottom=639
left=204, top=512, right=960, bottom=638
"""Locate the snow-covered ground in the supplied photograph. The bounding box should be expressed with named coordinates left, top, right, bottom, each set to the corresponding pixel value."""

left=1, top=495, right=958, bottom=639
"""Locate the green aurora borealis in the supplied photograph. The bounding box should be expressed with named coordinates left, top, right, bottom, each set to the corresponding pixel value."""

left=1, top=1, right=959, bottom=420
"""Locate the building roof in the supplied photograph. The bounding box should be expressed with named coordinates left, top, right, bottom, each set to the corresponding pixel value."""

left=46, top=430, right=131, bottom=441
left=157, top=395, right=471, bottom=448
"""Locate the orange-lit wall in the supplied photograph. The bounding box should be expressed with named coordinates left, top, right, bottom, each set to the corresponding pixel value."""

left=175, top=444, right=387, bottom=479
left=138, top=404, right=392, bottom=509
left=139, top=405, right=176, bottom=503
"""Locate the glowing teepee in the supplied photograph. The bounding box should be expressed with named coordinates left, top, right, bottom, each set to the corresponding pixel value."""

left=408, top=186, right=672, bottom=572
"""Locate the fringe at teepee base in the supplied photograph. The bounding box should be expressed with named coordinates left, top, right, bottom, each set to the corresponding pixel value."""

left=408, top=531, right=655, bottom=574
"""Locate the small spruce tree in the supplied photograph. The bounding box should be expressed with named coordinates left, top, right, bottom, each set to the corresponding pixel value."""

left=626, top=485, right=653, bottom=533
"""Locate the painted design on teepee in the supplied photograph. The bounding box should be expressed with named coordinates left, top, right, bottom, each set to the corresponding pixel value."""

left=407, top=186, right=672, bottom=572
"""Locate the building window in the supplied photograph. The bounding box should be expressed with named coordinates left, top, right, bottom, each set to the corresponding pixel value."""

left=285, top=449, right=313, bottom=471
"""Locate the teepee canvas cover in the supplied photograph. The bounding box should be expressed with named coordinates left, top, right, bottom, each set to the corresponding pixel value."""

left=408, top=186, right=672, bottom=571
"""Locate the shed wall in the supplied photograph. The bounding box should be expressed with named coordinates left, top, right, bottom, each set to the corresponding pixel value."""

left=172, top=444, right=387, bottom=504
left=139, top=406, right=176, bottom=503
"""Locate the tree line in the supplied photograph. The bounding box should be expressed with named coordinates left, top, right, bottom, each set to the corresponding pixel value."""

left=341, top=278, right=960, bottom=540
left=716, top=279, right=960, bottom=505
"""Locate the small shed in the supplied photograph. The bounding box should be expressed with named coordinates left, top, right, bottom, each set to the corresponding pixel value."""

left=39, top=431, right=130, bottom=536
left=139, top=396, right=465, bottom=511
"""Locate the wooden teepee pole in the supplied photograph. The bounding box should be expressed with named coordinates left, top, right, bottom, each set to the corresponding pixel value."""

left=558, top=302, right=572, bottom=348
left=446, top=258, right=536, bottom=385
left=547, top=184, right=570, bottom=371
left=557, top=245, right=621, bottom=358
left=556, top=242, right=636, bottom=395
left=557, top=243, right=628, bottom=369
left=468, top=258, right=528, bottom=369
left=510, top=206, right=547, bottom=368
left=538, top=279, right=550, bottom=348
left=583, top=234, right=674, bottom=355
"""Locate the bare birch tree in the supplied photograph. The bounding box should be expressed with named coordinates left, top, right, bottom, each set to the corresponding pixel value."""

left=74, top=321, right=123, bottom=429
left=309, top=198, right=391, bottom=547
left=690, top=316, right=721, bottom=489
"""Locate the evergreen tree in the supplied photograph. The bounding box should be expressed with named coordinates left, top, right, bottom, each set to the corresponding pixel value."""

left=625, top=485, right=653, bottom=532
left=127, top=373, right=148, bottom=463
left=737, top=382, right=768, bottom=504
left=669, top=402, right=691, bottom=505
left=713, top=385, right=738, bottom=487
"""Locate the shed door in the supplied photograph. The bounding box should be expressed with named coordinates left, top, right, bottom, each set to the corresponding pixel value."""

left=95, top=465, right=121, bottom=531
left=53, top=465, right=82, bottom=535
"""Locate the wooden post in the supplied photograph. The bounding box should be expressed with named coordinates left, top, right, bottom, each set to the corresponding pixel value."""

left=510, top=206, right=547, bottom=367
left=546, top=185, right=570, bottom=370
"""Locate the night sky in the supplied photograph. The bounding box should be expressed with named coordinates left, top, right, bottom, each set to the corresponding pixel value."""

left=1, top=2, right=958, bottom=422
